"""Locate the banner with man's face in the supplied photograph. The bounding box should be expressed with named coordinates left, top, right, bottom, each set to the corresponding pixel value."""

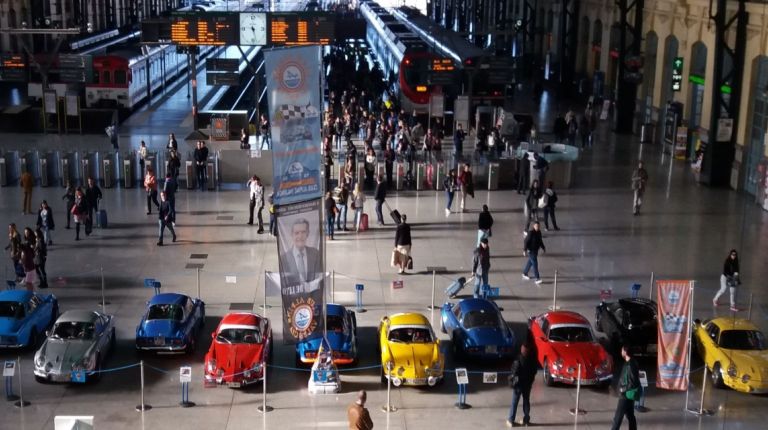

left=276, top=200, right=325, bottom=344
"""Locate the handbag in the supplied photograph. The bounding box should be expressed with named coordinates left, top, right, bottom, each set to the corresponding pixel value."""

left=538, top=194, right=548, bottom=209
left=351, top=201, right=357, bottom=210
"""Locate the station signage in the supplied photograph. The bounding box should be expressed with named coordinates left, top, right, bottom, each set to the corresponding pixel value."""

left=268, top=12, right=334, bottom=46
left=671, top=57, right=683, bottom=92
left=171, top=12, right=240, bottom=46
left=427, top=58, right=456, bottom=86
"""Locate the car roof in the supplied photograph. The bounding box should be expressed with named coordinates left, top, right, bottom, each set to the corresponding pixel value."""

left=457, top=298, right=498, bottom=313
left=220, top=312, right=262, bottom=326
left=543, top=311, right=590, bottom=325
left=0, top=290, right=33, bottom=302
left=709, top=317, right=761, bottom=332
left=57, top=310, right=99, bottom=323
left=149, top=293, right=189, bottom=306
left=388, top=312, right=429, bottom=326
left=326, top=303, right=345, bottom=316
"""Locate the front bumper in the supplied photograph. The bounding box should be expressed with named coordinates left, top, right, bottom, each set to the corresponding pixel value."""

left=383, top=372, right=443, bottom=387
left=463, top=345, right=515, bottom=360
left=34, top=367, right=92, bottom=383
left=551, top=372, right=612, bottom=385
left=136, top=338, right=187, bottom=353
left=299, top=354, right=355, bottom=366
left=723, top=375, right=768, bottom=394
left=204, top=372, right=263, bottom=387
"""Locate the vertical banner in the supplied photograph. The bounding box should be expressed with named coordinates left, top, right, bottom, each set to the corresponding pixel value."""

left=656, top=280, right=693, bottom=391
left=264, top=46, right=323, bottom=205
left=276, top=200, right=325, bottom=344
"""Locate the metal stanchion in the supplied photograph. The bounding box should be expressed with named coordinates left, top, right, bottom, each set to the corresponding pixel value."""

left=426, top=266, right=446, bottom=311
left=649, top=271, right=655, bottom=299
left=568, top=364, right=585, bottom=416
left=355, top=284, right=367, bottom=313
left=331, top=270, right=335, bottom=303
left=259, top=270, right=272, bottom=310
left=687, top=367, right=714, bottom=416
left=548, top=270, right=560, bottom=310
left=747, top=293, right=754, bottom=320
left=13, top=357, right=29, bottom=408
left=381, top=362, right=397, bottom=413
left=196, top=266, right=201, bottom=300
left=98, top=267, right=109, bottom=308
left=135, top=360, right=152, bottom=412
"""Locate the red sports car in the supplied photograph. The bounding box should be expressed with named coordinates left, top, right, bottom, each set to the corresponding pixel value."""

left=204, top=312, right=272, bottom=388
left=529, top=311, right=613, bottom=386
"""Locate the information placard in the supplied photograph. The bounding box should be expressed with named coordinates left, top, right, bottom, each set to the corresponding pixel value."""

left=3, top=361, right=15, bottom=377
left=180, top=366, right=192, bottom=383
left=455, top=368, right=469, bottom=385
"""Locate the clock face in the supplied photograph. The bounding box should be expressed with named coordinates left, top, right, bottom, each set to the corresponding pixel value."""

left=240, top=12, right=267, bottom=46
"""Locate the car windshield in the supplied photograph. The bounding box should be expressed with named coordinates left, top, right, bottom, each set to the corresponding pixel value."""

left=549, top=326, right=594, bottom=342
left=327, top=315, right=345, bottom=333
left=147, top=304, right=183, bottom=321
left=463, top=310, right=502, bottom=329
left=217, top=328, right=262, bottom=344
left=52, top=321, right=95, bottom=340
left=718, top=330, right=768, bottom=350
left=0, top=301, right=24, bottom=319
left=388, top=327, right=433, bottom=343
left=624, top=304, right=655, bottom=325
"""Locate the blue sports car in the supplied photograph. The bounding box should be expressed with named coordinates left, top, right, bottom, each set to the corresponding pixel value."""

left=135, top=293, right=205, bottom=354
left=296, top=304, right=357, bottom=366
left=440, top=298, right=516, bottom=360
left=0, top=290, right=58, bottom=349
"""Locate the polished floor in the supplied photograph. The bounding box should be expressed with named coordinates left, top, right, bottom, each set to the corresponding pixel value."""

left=1, top=95, right=767, bottom=430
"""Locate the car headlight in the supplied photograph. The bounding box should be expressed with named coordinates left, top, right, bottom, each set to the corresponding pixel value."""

left=553, top=358, right=564, bottom=369
left=252, top=363, right=263, bottom=372
left=34, top=353, right=45, bottom=367
left=596, top=359, right=611, bottom=374
left=742, top=374, right=751, bottom=383
left=728, top=364, right=737, bottom=377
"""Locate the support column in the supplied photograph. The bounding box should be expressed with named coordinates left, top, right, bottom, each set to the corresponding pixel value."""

left=700, top=0, right=747, bottom=186
left=614, top=0, right=644, bottom=134
left=558, top=0, right=579, bottom=97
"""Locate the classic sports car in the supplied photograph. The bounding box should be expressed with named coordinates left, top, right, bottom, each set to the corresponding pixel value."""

left=529, top=311, right=613, bottom=386
left=379, top=313, right=444, bottom=387
left=204, top=312, right=271, bottom=387
left=34, top=310, right=115, bottom=383
left=440, top=298, right=516, bottom=360
left=694, top=317, right=768, bottom=393
left=296, top=304, right=357, bottom=366
left=135, top=293, right=205, bottom=354
left=0, top=290, right=58, bottom=349
left=595, top=297, right=658, bottom=356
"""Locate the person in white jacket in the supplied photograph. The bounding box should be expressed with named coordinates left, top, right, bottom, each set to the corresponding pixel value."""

left=352, top=183, right=366, bottom=232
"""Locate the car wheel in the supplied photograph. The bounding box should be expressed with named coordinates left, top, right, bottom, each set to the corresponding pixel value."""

left=35, top=375, right=47, bottom=384
left=711, top=363, right=725, bottom=389
left=543, top=358, right=554, bottom=387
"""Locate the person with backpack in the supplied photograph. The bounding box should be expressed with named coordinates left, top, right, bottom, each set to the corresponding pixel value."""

left=444, top=169, right=457, bottom=216
left=542, top=181, right=560, bottom=231
left=506, top=344, right=538, bottom=427
left=611, top=345, right=641, bottom=430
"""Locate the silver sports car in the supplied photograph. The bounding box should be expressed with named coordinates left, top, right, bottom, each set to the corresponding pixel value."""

left=34, top=310, right=115, bottom=383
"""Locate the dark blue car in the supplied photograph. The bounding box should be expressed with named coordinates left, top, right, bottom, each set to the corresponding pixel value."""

left=0, top=290, right=58, bottom=349
left=296, top=304, right=357, bottom=366
left=135, top=293, right=205, bottom=354
left=440, top=298, right=515, bottom=360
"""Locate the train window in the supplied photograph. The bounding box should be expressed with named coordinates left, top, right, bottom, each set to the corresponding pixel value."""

left=114, top=70, right=126, bottom=84
left=102, top=71, right=111, bottom=84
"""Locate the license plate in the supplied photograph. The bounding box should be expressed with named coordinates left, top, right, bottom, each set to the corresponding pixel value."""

left=406, top=378, right=426, bottom=385
left=227, top=382, right=241, bottom=388
left=154, top=336, right=165, bottom=346
left=485, top=345, right=497, bottom=354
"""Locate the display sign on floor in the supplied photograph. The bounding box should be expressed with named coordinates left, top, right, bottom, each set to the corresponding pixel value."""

left=656, top=280, right=694, bottom=391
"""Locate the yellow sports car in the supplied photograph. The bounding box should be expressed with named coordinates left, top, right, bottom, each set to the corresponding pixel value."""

left=694, top=317, right=768, bottom=393
left=379, top=313, right=444, bottom=387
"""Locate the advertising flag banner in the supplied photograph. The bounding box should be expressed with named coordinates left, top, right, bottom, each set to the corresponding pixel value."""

left=264, top=46, right=323, bottom=205
left=276, top=200, right=325, bottom=344
left=656, top=280, right=693, bottom=391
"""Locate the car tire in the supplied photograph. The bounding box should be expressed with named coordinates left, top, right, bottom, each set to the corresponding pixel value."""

left=711, top=362, right=725, bottom=389
left=35, top=375, right=47, bottom=384
left=543, top=358, right=554, bottom=387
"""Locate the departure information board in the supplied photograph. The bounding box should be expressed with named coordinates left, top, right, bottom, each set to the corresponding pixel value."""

left=268, top=12, right=334, bottom=46
left=170, top=12, right=239, bottom=46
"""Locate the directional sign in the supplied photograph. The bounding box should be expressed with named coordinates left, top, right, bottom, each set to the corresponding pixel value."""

left=671, top=57, right=683, bottom=92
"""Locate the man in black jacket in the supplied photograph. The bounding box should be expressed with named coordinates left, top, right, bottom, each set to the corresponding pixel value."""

left=472, top=238, right=490, bottom=298
left=507, top=344, right=537, bottom=427
left=84, top=177, right=102, bottom=233
left=477, top=204, right=494, bottom=246
left=394, top=214, right=411, bottom=274
left=522, top=222, right=545, bottom=284
left=157, top=192, right=176, bottom=246
left=611, top=345, right=640, bottom=430
left=374, top=175, right=386, bottom=226
left=193, top=141, right=209, bottom=191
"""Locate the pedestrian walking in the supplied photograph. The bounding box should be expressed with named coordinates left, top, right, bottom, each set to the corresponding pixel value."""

left=144, top=167, right=160, bottom=214
left=543, top=181, right=560, bottom=231
left=20, top=170, right=34, bottom=214
left=713, top=249, right=740, bottom=311
left=631, top=161, right=648, bottom=215
left=259, top=114, right=271, bottom=150
left=506, top=344, right=537, bottom=427
left=458, top=163, right=474, bottom=212
left=163, top=173, right=178, bottom=220
left=167, top=133, right=178, bottom=152
left=472, top=238, right=491, bottom=298
left=477, top=204, right=494, bottom=245
left=611, top=345, right=640, bottom=430
left=374, top=175, right=386, bottom=226
left=444, top=169, right=457, bottom=216
left=352, top=183, right=366, bottom=232
left=524, top=180, right=542, bottom=233
left=383, top=143, right=395, bottom=187
left=336, top=183, right=350, bottom=231
left=36, top=200, right=55, bottom=245
left=393, top=214, right=411, bottom=274
left=19, top=241, right=37, bottom=292
left=347, top=390, right=374, bottom=430
left=454, top=123, right=466, bottom=161
left=72, top=188, right=88, bottom=241
left=522, top=222, right=545, bottom=284
left=240, top=128, right=250, bottom=149
left=247, top=175, right=265, bottom=232
left=157, top=192, right=177, bottom=246
left=5, top=223, right=23, bottom=281
left=85, top=177, right=103, bottom=213
left=324, top=191, right=337, bottom=240
left=33, top=229, right=48, bottom=289
left=62, top=185, right=75, bottom=229
left=167, top=150, right=181, bottom=179
left=139, top=140, right=148, bottom=176
left=194, top=141, right=209, bottom=190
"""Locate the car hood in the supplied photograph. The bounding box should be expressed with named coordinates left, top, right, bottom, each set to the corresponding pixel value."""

left=0, top=317, right=21, bottom=334
left=39, top=339, right=93, bottom=373
left=388, top=342, right=439, bottom=369
left=465, top=327, right=514, bottom=347
left=140, top=319, right=180, bottom=337
left=727, top=350, right=768, bottom=379
left=301, top=331, right=348, bottom=352
left=549, top=342, right=609, bottom=371
left=211, top=342, right=264, bottom=375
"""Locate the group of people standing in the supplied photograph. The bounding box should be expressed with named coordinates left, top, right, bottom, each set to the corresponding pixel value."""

left=5, top=215, right=50, bottom=291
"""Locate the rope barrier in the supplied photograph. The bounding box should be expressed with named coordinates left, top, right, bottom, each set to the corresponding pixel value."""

left=92, top=362, right=140, bottom=375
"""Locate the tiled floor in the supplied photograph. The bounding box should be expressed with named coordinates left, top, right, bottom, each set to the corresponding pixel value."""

left=1, top=89, right=767, bottom=430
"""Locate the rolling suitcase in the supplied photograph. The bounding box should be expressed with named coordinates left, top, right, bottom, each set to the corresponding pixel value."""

left=97, top=209, right=108, bottom=228
left=445, top=277, right=468, bottom=298
left=359, top=213, right=369, bottom=231
left=384, top=201, right=402, bottom=225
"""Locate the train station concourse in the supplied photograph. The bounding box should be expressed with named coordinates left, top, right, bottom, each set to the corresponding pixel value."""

left=1, top=1, right=768, bottom=430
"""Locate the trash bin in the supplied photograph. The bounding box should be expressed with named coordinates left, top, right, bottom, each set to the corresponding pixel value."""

left=640, top=123, right=655, bottom=143
left=123, top=159, right=133, bottom=188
